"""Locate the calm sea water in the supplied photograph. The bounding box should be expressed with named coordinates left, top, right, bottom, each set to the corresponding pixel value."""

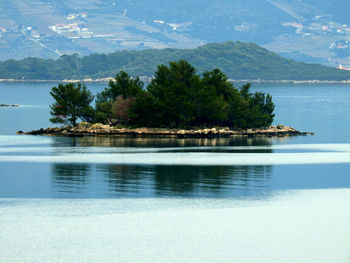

left=1, top=82, right=350, bottom=198
left=1, top=82, right=350, bottom=262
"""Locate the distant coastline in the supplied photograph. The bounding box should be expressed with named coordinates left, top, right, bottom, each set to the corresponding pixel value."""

left=0, top=104, right=20, bottom=107
left=0, top=78, right=114, bottom=83
left=2, top=78, right=350, bottom=84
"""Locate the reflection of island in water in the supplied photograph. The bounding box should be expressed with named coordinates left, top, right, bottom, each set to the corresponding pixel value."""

left=103, top=165, right=272, bottom=198
left=50, top=135, right=287, bottom=148
left=50, top=136, right=274, bottom=198
left=52, top=164, right=91, bottom=195
left=51, top=163, right=272, bottom=198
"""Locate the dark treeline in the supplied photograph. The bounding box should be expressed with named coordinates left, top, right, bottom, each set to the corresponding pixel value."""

left=50, top=60, right=275, bottom=129
left=2, top=41, right=350, bottom=81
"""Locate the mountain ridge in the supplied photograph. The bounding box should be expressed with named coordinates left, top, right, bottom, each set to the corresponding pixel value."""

left=1, top=41, right=350, bottom=81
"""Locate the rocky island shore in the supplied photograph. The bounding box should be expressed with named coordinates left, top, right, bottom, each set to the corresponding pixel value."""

left=20, top=123, right=313, bottom=138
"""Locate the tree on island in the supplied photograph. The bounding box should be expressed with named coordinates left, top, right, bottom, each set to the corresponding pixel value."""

left=94, top=71, right=144, bottom=123
left=126, top=62, right=234, bottom=127
left=49, top=83, right=94, bottom=126
left=122, top=60, right=275, bottom=128
left=49, top=60, right=275, bottom=129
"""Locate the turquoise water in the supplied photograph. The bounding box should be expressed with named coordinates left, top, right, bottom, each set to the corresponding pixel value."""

left=1, top=82, right=350, bottom=262
left=1, top=82, right=350, bottom=198
left=2, top=82, right=350, bottom=142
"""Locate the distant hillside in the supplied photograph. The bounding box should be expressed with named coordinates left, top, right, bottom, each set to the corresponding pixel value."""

left=1, top=41, right=350, bottom=81
left=2, top=0, right=350, bottom=67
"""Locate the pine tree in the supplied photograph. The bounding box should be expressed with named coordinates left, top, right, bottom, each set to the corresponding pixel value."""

left=49, top=83, right=94, bottom=126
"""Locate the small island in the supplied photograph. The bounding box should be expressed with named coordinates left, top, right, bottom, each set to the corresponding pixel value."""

left=21, top=60, right=312, bottom=138
left=0, top=104, right=19, bottom=107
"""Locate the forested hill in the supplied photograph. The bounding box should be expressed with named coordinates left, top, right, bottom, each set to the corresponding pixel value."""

left=3, top=0, right=350, bottom=67
left=1, top=41, right=350, bottom=81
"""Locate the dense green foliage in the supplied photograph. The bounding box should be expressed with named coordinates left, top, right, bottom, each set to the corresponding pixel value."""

left=91, top=60, right=275, bottom=128
left=2, top=42, right=350, bottom=81
left=94, top=71, right=144, bottom=123
left=50, top=83, right=94, bottom=126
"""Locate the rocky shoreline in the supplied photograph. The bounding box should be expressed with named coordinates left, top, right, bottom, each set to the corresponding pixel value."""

left=20, top=123, right=313, bottom=138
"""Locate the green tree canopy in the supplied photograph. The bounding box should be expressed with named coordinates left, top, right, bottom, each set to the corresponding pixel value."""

left=126, top=60, right=275, bottom=128
left=147, top=60, right=200, bottom=127
left=49, top=83, right=94, bottom=126
left=49, top=60, right=275, bottom=129
left=108, top=71, right=144, bottom=99
left=94, top=71, right=144, bottom=123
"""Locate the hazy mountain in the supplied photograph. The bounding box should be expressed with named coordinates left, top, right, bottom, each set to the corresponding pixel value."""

left=1, top=0, right=350, bottom=67
left=2, top=41, right=350, bottom=81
